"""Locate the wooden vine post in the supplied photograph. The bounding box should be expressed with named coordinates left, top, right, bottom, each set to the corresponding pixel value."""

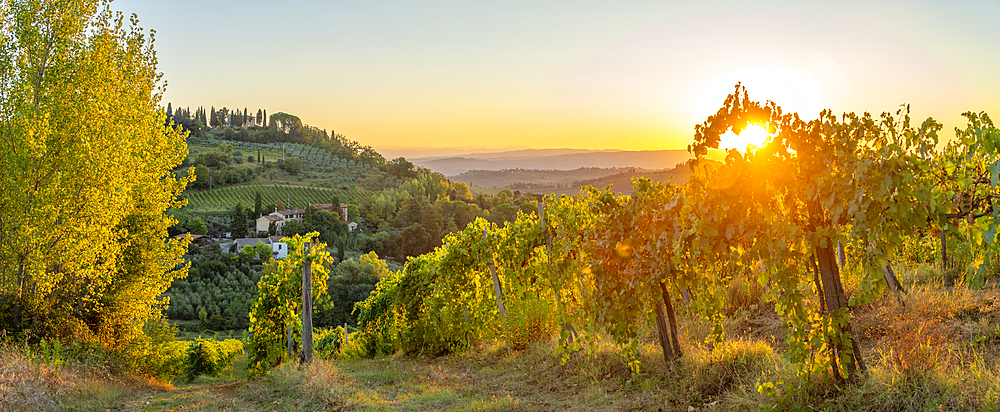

left=483, top=227, right=507, bottom=320
left=301, top=241, right=314, bottom=364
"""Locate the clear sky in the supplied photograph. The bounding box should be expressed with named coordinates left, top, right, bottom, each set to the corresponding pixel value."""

left=113, top=0, right=1000, bottom=156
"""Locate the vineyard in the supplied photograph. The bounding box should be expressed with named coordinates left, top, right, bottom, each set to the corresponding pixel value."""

left=313, top=87, right=1000, bottom=409
left=187, top=137, right=374, bottom=173
left=185, top=184, right=370, bottom=212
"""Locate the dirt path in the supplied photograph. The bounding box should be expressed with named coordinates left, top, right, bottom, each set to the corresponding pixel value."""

left=120, top=381, right=256, bottom=412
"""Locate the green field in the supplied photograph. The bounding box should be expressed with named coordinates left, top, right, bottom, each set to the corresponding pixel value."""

left=184, top=183, right=369, bottom=212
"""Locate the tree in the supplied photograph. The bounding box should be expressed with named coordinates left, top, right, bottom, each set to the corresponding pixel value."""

left=270, top=112, right=303, bottom=137
left=210, top=106, right=218, bottom=127
left=256, top=109, right=263, bottom=126
left=247, top=233, right=333, bottom=376
left=283, top=219, right=306, bottom=237
left=0, top=1, right=190, bottom=349
left=189, top=217, right=208, bottom=235
left=283, top=157, right=302, bottom=175
left=254, top=191, right=263, bottom=218
left=230, top=204, right=249, bottom=239
left=194, top=165, right=211, bottom=189
left=688, top=84, right=944, bottom=379
left=331, top=195, right=342, bottom=220
left=488, top=202, right=518, bottom=225
left=254, top=241, right=273, bottom=261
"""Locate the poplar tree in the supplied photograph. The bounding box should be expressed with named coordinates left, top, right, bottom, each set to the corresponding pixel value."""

left=0, top=1, right=190, bottom=347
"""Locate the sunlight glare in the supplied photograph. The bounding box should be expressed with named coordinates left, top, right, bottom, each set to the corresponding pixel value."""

left=691, top=66, right=824, bottom=123
left=718, top=124, right=770, bottom=152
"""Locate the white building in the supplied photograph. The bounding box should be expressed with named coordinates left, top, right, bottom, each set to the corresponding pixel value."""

left=253, top=203, right=351, bottom=234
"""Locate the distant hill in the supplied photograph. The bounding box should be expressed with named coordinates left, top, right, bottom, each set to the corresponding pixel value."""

left=413, top=149, right=696, bottom=176
left=455, top=166, right=694, bottom=196
left=451, top=167, right=626, bottom=190
left=554, top=167, right=693, bottom=196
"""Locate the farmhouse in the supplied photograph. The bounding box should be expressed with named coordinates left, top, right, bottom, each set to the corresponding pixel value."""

left=220, top=236, right=288, bottom=259
left=254, top=203, right=351, bottom=234
left=255, top=214, right=283, bottom=233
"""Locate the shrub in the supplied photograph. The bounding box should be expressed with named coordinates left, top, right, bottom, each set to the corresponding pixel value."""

left=184, top=338, right=245, bottom=382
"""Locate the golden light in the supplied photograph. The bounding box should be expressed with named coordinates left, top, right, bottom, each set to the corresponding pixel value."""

left=718, top=124, right=770, bottom=152
left=690, top=65, right=825, bottom=124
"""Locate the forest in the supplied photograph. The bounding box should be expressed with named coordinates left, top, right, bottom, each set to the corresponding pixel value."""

left=3, top=1, right=1000, bottom=411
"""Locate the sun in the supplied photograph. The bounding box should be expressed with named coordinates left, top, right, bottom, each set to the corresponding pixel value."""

left=718, top=124, right=770, bottom=152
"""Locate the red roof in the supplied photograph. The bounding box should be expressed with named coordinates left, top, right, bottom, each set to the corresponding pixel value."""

left=173, top=233, right=205, bottom=240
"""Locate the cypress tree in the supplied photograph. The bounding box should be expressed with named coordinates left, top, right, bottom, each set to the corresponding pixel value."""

left=331, top=195, right=342, bottom=220
left=230, top=203, right=249, bottom=239
left=254, top=191, right=263, bottom=218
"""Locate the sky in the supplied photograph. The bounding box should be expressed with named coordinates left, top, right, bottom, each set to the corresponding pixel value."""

left=113, top=0, right=1000, bottom=157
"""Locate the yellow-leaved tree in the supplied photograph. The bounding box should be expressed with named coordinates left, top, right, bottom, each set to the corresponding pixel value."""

left=0, top=0, right=190, bottom=357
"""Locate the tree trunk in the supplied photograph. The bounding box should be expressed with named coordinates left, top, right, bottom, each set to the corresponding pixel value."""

left=483, top=229, right=507, bottom=320
left=838, top=241, right=847, bottom=269
left=653, top=293, right=674, bottom=363
left=810, top=256, right=826, bottom=314
left=815, top=241, right=867, bottom=376
left=940, top=228, right=948, bottom=269
left=286, top=323, right=295, bottom=362
left=881, top=262, right=906, bottom=306
left=301, top=242, right=313, bottom=365
left=659, top=282, right=682, bottom=358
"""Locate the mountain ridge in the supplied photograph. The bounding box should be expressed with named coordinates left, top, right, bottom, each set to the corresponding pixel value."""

left=412, top=149, right=696, bottom=176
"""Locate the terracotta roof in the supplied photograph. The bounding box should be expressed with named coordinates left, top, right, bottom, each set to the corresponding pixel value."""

left=261, top=215, right=282, bottom=221
left=173, top=233, right=205, bottom=240
left=311, top=203, right=347, bottom=209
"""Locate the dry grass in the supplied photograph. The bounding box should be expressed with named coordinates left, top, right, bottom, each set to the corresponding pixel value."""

left=0, top=345, right=170, bottom=412
left=15, top=263, right=1000, bottom=411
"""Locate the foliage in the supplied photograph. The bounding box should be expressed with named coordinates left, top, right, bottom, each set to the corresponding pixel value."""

left=316, top=252, right=389, bottom=328
left=352, top=264, right=404, bottom=357
left=247, top=233, right=334, bottom=377
left=0, top=1, right=190, bottom=350
left=183, top=337, right=245, bottom=382
left=165, top=253, right=262, bottom=330
left=686, top=84, right=946, bottom=380
left=935, top=112, right=1000, bottom=285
